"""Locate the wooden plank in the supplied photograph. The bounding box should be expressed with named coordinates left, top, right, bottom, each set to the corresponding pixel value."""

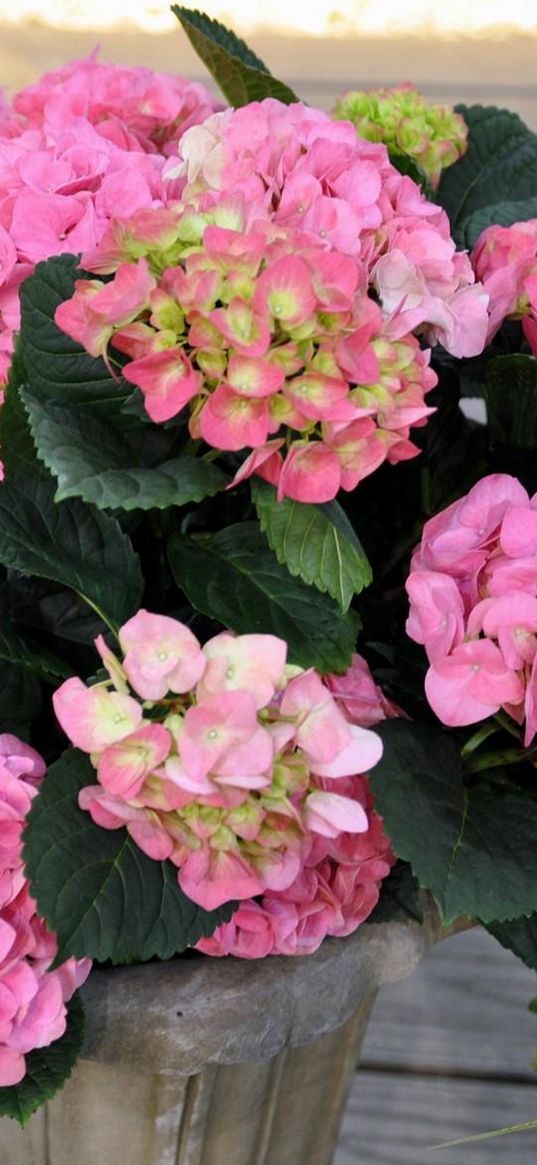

left=360, top=927, right=537, bottom=1079
left=335, top=1071, right=537, bottom=1164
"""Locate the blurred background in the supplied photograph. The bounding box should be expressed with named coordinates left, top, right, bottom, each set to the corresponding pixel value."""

left=0, top=0, right=536, bottom=126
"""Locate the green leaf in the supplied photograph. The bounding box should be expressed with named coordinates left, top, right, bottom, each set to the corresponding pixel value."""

left=366, top=860, right=423, bottom=925
left=18, top=255, right=131, bottom=413
left=252, top=481, right=371, bottom=612
left=486, top=915, right=537, bottom=972
left=23, top=751, right=236, bottom=966
left=387, top=151, right=434, bottom=199
left=0, top=659, right=42, bottom=736
left=370, top=719, right=537, bottom=924
left=172, top=7, right=298, bottom=106
left=0, top=475, right=143, bottom=632
left=485, top=354, right=537, bottom=449
left=460, top=198, right=537, bottom=249
left=168, top=521, right=359, bottom=672
left=0, top=995, right=84, bottom=1126
left=430, top=1120, right=537, bottom=1151
left=0, top=613, right=71, bottom=681
left=22, top=391, right=229, bottom=510
left=436, top=105, right=537, bottom=231
left=0, top=377, right=46, bottom=479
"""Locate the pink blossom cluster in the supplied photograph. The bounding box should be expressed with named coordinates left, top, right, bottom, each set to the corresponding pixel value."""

left=0, top=55, right=218, bottom=387
left=471, top=219, right=537, bottom=353
left=197, top=655, right=396, bottom=958
left=406, top=473, right=537, bottom=744
left=0, top=735, right=91, bottom=1087
left=56, top=210, right=439, bottom=502
left=54, top=98, right=490, bottom=502
left=173, top=100, right=488, bottom=356
left=52, top=611, right=390, bottom=921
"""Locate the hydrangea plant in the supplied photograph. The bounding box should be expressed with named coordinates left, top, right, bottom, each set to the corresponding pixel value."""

left=2, top=4, right=537, bottom=1124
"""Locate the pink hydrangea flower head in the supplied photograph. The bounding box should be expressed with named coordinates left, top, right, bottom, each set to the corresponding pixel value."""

left=307, top=723, right=383, bottom=778
left=97, top=723, right=172, bottom=798
left=196, top=776, right=394, bottom=958
left=424, top=638, right=524, bottom=727
left=48, top=92, right=491, bottom=502
left=179, top=690, right=273, bottom=785
left=0, top=735, right=91, bottom=1086
left=64, top=611, right=389, bottom=921
left=197, top=631, right=287, bottom=708
left=407, top=473, right=537, bottom=742
left=54, top=279, right=114, bottom=359
left=53, top=676, right=143, bottom=752
left=304, top=789, right=369, bottom=837
left=405, top=569, right=465, bottom=662
left=471, top=219, right=537, bottom=349
left=122, top=347, right=203, bottom=423
left=324, top=653, right=401, bottom=724
left=280, top=670, right=352, bottom=764
left=0, top=56, right=220, bottom=390
left=119, top=609, right=206, bottom=699
left=276, top=441, right=343, bottom=503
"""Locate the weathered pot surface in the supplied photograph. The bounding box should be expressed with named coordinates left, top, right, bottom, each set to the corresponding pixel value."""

left=81, top=910, right=440, bottom=1076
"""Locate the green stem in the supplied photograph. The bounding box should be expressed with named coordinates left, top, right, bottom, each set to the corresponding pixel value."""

left=465, top=744, right=537, bottom=774
left=460, top=721, right=499, bottom=759
left=494, top=709, right=523, bottom=743
left=78, top=593, right=118, bottom=639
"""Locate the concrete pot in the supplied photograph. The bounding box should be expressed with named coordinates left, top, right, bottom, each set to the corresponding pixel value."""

left=2, top=912, right=444, bottom=1165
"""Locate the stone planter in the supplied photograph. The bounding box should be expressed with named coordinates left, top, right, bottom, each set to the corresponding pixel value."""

left=3, top=912, right=446, bottom=1165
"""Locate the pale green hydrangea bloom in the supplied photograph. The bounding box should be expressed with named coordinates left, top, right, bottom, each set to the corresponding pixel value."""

left=332, top=85, right=467, bottom=189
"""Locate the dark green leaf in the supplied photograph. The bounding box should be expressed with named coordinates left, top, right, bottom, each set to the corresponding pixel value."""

left=252, top=480, right=371, bottom=612
left=172, top=7, right=298, bottom=106
left=485, top=354, right=537, bottom=449
left=430, top=1120, right=537, bottom=1152
left=23, top=751, right=236, bottom=966
left=0, top=659, right=41, bottom=736
left=0, top=611, right=71, bottom=680
left=22, top=392, right=229, bottom=510
left=0, top=475, right=143, bottom=631
left=0, top=995, right=84, bottom=1126
left=168, top=521, right=359, bottom=672
left=18, top=255, right=130, bottom=413
left=0, top=376, right=46, bottom=479
left=370, top=720, right=537, bottom=924
left=436, top=105, right=537, bottom=231
left=486, top=916, right=537, bottom=972
left=460, top=198, right=537, bottom=250
left=387, top=151, right=433, bottom=199
left=366, top=860, right=424, bottom=925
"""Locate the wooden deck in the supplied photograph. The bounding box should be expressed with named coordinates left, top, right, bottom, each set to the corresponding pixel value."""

left=336, top=927, right=537, bottom=1164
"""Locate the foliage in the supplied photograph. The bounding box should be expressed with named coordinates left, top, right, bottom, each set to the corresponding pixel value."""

left=0, top=996, right=85, bottom=1126
left=2, top=11, right=537, bottom=1119
left=23, top=751, right=236, bottom=966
